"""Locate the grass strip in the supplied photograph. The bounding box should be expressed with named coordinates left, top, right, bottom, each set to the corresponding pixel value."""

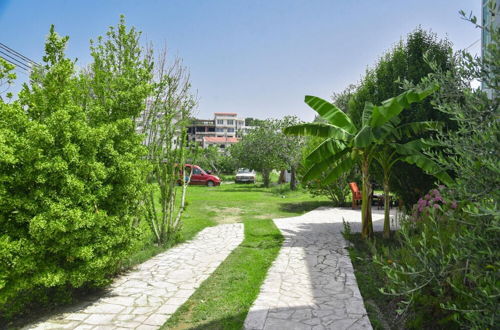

left=347, top=232, right=402, bottom=330
left=162, top=219, right=283, bottom=330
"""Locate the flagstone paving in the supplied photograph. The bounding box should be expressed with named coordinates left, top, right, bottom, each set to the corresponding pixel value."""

left=25, top=223, right=244, bottom=330
left=244, top=207, right=396, bottom=330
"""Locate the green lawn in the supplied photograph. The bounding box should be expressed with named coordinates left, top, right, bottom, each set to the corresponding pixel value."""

left=158, top=182, right=331, bottom=329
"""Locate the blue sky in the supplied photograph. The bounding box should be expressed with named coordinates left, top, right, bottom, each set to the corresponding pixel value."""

left=0, top=0, right=481, bottom=121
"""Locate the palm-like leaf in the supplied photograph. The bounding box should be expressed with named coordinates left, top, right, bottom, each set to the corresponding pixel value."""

left=323, top=156, right=355, bottom=184
left=304, top=95, right=357, bottom=134
left=283, top=123, right=350, bottom=139
left=306, top=138, right=345, bottom=162
left=303, top=147, right=351, bottom=181
left=370, top=84, right=439, bottom=127
left=353, top=125, right=374, bottom=148
left=402, top=153, right=453, bottom=185
left=392, top=141, right=453, bottom=185
left=392, top=121, right=443, bottom=139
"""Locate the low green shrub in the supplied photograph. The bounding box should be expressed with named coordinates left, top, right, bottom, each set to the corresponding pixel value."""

left=375, top=188, right=499, bottom=328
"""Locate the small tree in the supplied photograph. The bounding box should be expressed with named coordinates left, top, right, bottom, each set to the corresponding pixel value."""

left=284, top=86, right=448, bottom=239
left=231, top=119, right=285, bottom=187
left=139, top=51, right=195, bottom=245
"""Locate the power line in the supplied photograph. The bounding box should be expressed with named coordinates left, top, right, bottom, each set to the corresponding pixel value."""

left=0, top=54, right=29, bottom=72
left=0, top=50, right=32, bottom=71
left=464, top=38, right=480, bottom=51
left=0, top=42, right=39, bottom=67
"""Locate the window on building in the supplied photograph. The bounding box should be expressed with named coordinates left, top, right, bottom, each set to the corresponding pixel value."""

left=216, top=127, right=224, bottom=132
left=227, top=128, right=235, bottom=132
left=227, top=120, right=234, bottom=125
left=217, top=119, right=224, bottom=125
left=220, top=144, right=225, bottom=149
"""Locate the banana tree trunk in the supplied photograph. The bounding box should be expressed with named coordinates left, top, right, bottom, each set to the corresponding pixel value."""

left=383, top=176, right=391, bottom=239
left=361, top=156, right=373, bottom=239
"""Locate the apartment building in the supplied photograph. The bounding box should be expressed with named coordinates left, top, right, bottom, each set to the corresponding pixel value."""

left=187, top=112, right=248, bottom=148
left=213, top=112, right=245, bottom=138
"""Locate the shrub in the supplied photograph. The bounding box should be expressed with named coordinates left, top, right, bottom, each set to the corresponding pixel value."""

left=0, top=23, right=148, bottom=318
left=375, top=7, right=499, bottom=328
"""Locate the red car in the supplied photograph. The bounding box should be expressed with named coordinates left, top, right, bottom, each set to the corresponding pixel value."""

left=181, top=164, right=221, bottom=187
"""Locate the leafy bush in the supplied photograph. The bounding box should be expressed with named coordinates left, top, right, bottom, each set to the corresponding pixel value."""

left=0, top=22, right=149, bottom=318
left=375, top=7, right=499, bottom=328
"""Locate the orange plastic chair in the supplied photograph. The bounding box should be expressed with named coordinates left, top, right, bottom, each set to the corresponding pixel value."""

left=349, top=182, right=362, bottom=209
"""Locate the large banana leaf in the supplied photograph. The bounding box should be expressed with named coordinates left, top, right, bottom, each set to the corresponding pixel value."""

left=306, top=138, right=345, bottom=162
left=283, top=123, right=350, bottom=139
left=392, top=141, right=453, bottom=185
left=392, top=121, right=443, bottom=139
left=353, top=125, right=374, bottom=148
left=324, top=157, right=355, bottom=184
left=370, top=84, right=439, bottom=127
left=304, top=95, right=357, bottom=134
left=302, top=155, right=335, bottom=182
left=393, top=140, right=433, bottom=155
left=402, top=153, right=453, bottom=185
left=361, top=102, right=374, bottom=127
left=303, top=147, right=351, bottom=181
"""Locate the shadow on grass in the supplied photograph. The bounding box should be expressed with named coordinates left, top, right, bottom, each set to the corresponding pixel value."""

left=279, top=200, right=335, bottom=214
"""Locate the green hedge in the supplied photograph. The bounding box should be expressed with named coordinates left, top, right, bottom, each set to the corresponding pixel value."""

left=0, top=21, right=150, bottom=318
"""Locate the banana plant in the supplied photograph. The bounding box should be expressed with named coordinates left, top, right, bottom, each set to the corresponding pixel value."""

left=284, top=84, right=450, bottom=239
left=373, top=133, right=453, bottom=238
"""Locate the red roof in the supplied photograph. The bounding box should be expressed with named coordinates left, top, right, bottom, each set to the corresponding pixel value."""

left=214, top=112, right=237, bottom=116
left=203, top=137, right=239, bottom=143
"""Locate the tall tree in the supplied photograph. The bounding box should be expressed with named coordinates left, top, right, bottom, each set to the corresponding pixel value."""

left=342, top=28, right=455, bottom=206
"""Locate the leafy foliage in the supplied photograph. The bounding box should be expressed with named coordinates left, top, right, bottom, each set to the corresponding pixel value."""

left=299, top=136, right=355, bottom=206
left=285, top=86, right=443, bottom=239
left=0, top=19, right=153, bottom=318
left=231, top=117, right=303, bottom=188
left=342, top=28, right=456, bottom=206
left=376, top=7, right=500, bottom=328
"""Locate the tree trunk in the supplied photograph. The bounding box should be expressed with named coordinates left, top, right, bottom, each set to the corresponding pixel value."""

left=361, top=157, right=373, bottom=239
left=262, top=169, right=271, bottom=187
left=383, top=175, right=391, bottom=239
left=290, top=166, right=297, bottom=191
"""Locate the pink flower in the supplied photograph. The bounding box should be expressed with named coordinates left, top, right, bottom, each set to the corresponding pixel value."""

left=451, top=201, right=458, bottom=209
left=433, top=196, right=444, bottom=203
left=433, top=203, right=440, bottom=209
left=425, top=194, right=431, bottom=200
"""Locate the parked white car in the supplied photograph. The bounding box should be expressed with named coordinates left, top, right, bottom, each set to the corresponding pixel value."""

left=235, top=168, right=256, bottom=184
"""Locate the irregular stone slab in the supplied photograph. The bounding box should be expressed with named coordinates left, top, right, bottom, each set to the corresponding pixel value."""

left=245, top=207, right=397, bottom=330
left=25, top=223, right=244, bottom=329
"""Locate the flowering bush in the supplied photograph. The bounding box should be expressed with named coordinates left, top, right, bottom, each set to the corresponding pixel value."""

left=412, top=186, right=457, bottom=221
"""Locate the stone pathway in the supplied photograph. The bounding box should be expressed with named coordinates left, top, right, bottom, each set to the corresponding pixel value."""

left=26, top=223, right=244, bottom=330
left=244, top=207, right=396, bottom=330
